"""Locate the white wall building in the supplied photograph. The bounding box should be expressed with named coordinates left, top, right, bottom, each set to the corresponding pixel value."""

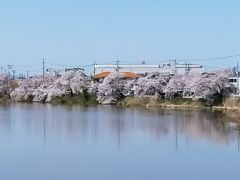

left=228, top=76, right=240, bottom=95
left=94, top=62, right=204, bottom=75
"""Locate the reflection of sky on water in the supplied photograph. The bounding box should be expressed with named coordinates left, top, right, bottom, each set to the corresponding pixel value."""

left=0, top=104, right=240, bottom=180
left=0, top=104, right=239, bottom=147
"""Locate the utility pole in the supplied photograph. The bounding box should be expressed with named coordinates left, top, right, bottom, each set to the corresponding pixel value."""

left=7, top=64, right=12, bottom=79
left=237, top=62, right=239, bottom=95
left=93, top=61, right=96, bottom=76
left=0, top=66, right=3, bottom=74
left=12, top=70, right=15, bottom=80
left=173, top=59, right=177, bottom=75
left=6, top=64, right=12, bottom=88
left=27, top=71, right=29, bottom=79
left=42, top=58, right=45, bottom=79
left=116, top=57, right=120, bottom=73
left=185, top=62, right=187, bottom=75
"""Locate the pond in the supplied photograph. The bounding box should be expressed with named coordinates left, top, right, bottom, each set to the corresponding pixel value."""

left=0, top=104, right=239, bottom=180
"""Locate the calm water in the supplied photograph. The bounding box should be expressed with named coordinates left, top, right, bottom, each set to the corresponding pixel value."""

left=0, top=104, right=240, bottom=180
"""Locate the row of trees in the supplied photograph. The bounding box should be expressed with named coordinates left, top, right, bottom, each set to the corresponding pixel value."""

left=91, top=70, right=230, bottom=105
left=0, top=69, right=230, bottom=105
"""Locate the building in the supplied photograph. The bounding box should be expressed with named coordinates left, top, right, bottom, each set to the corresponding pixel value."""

left=228, top=76, right=240, bottom=95
left=93, top=71, right=140, bottom=79
left=93, top=62, right=204, bottom=79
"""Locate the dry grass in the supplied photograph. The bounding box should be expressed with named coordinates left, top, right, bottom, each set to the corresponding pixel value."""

left=212, top=97, right=240, bottom=113
left=223, top=97, right=240, bottom=107
left=147, top=98, right=204, bottom=109
left=118, top=96, right=204, bottom=109
left=117, top=97, right=150, bottom=107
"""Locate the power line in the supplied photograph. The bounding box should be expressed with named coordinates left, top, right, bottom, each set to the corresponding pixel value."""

left=13, top=63, right=41, bottom=68
left=46, top=62, right=87, bottom=69
left=45, top=62, right=69, bottom=67
left=145, top=54, right=240, bottom=64
left=203, top=65, right=223, bottom=69
left=0, top=53, right=239, bottom=77
left=174, top=54, right=240, bottom=62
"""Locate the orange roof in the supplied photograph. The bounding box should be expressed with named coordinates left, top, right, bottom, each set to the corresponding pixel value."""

left=122, top=72, right=140, bottom=78
left=93, top=71, right=140, bottom=79
left=93, top=71, right=111, bottom=79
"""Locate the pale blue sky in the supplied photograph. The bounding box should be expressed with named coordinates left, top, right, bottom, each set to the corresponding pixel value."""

left=0, top=0, right=240, bottom=74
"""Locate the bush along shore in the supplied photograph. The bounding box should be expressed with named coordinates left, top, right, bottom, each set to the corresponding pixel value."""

left=0, top=69, right=233, bottom=108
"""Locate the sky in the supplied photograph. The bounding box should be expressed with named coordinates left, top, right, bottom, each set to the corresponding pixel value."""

left=0, top=0, right=240, bottom=75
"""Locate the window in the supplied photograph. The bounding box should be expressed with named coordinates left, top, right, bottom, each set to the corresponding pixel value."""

left=229, top=79, right=237, bottom=83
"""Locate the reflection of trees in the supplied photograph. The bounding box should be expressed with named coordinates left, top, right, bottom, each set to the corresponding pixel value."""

left=144, top=108, right=235, bottom=145
left=0, top=104, right=12, bottom=135
left=105, top=107, right=238, bottom=145
left=182, top=111, right=232, bottom=144
left=0, top=104, right=238, bottom=146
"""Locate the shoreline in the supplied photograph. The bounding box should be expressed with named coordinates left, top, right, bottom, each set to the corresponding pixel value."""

left=0, top=95, right=215, bottom=113
left=0, top=95, right=228, bottom=110
left=1, top=95, right=240, bottom=121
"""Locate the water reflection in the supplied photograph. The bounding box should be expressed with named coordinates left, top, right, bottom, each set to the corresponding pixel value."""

left=0, top=104, right=240, bottom=180
left=0, top=104, right=239, bottom=148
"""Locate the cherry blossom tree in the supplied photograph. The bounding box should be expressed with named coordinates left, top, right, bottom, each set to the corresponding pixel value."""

left=163, top=70, right=230, bottom=105
left=96, top=71, right=124, bottom=104
left=131, top=73, right=170, bottom=97
left=45, top=71, right=90, bottom=102
left=164, top=74, right=185, bottom=98
left=10, top=75, right=54, bottom=102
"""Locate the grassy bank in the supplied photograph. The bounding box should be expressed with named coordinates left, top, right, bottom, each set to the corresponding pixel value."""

left=117, top=97, right=151, bottom=107
left=147, top=98, right=205, bottom=109
left=117, top=96, right=205, bottom=109
left=0, top=94, right=11, bottom=103
left=50, top=93, right=98, bottom=106
left=0, top=92, right=227, bottom=110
